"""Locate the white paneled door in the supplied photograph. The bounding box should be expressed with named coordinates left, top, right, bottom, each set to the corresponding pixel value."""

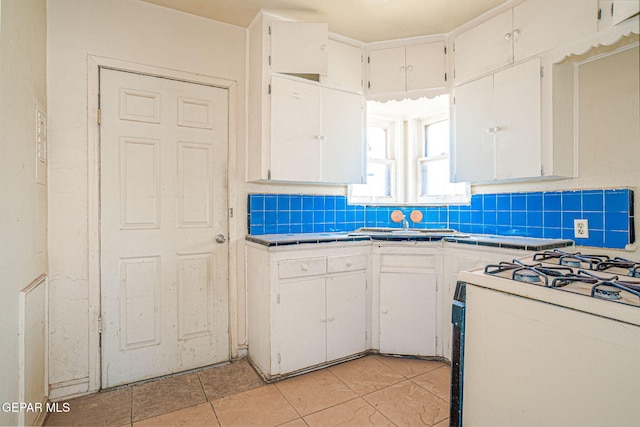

left=100, top=69, right=229, bottom=388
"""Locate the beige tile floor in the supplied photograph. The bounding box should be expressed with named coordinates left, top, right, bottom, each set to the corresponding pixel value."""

left=45, top=355, right=451, bottom=427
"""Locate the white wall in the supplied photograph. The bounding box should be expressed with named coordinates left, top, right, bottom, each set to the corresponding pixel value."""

left=0, top=0, right=48, bottom=425
left=47, top=0, right=247, bottom=399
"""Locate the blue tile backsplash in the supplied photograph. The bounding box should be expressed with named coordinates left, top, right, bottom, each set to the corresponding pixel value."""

left=247, top=189, right=635, bottom=249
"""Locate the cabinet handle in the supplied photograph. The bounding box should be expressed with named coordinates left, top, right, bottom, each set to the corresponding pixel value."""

left=513, top=29, right=520, bottom=37
left=328, top=315, right=335, bottom=321
left=504, top=32, right=512, bottom=40
left=407, top=65, right=413, bottom=72
left=382, top=308, right=388, bottom=314
left=301, top=264, right=308, bottom=271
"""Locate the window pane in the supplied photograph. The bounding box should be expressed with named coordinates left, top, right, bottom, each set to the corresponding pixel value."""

left=367, top=126, right=388, bottom=159
left=364, top=162, right=391, bottom=197
left=421, top=159, right=449, bottom=196
left=425, top=120, right=449, bottom=156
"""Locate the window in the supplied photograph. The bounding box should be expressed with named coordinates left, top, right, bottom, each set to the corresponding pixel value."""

left=349, top=96, right=469, bottom=205
left=417, top=118, right=468, bottom=204
left=349, top=117, right=397, bottom=203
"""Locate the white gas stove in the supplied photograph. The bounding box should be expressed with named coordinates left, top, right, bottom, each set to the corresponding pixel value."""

left=451, top=249, right=640, bottom=426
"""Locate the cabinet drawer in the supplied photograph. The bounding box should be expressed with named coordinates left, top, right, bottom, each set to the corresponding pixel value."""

left=278, top=257, right=326, bottom=279
left=327, top=254, right=368, bottom=273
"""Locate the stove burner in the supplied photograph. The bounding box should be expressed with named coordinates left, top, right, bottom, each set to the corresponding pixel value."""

left=485, top=260, right=574, bottom=287
left=513, top=269, right=542, bottom=283
left=533, top=249, right=610, bottom=270
left=595, top=257, right=640, bottom=278
left=593, top=285, right=622, bottom=301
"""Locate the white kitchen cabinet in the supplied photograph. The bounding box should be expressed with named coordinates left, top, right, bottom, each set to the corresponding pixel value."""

left=612, top=1, right=640, bottom=25
left=248, top=12, right=365, bottom=184
left=270, top=76, right=364, bottom=183
left=246, top=242, right=370, bottom=379
left=321, top=39, right=363, bottom=93
left=367, top=41, right=447, bottom=96
left=372, top=244, right=439, bottom=357
left=454, top=1, right=598, bottom=84
left=454, top=58, right=541, bottom=183
left=270, top=21, right=328, bottom=74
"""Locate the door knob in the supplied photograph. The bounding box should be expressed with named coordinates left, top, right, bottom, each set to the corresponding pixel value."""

left=215, top=234, right=226, bottom=244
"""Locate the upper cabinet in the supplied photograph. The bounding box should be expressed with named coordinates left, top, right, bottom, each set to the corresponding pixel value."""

left=367, top=40, right=447, bottom=99
left=270, top=76, right=364, bottom=183
left=454, top=58, right=542, bottom=183
left=270, top=21, right=329, bottom=74
left=247, top=11, right=365, bottom=184
left=454, top=1, right=599, bottom=84
left=612, top=1, right=640, bottom=25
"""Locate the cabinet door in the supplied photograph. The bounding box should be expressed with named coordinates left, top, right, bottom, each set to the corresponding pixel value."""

left=454, top=9, right=513, bottom=84
left=368, top=46, right=406, bottom=95
left=513, top=0, right=598, bottom=61
left=493, top=58, right=541, bottom=180
left=270, top=21, right=328, bottom=74
left=406, top=42, right=446, bottom=91
left=612, top=1, right=640, bottom=25
left=321, top=88, right=364, bottom=184
left=279, top=278, right=326, bottom=374
left=379, top=272, right=437, bottom=356
left=322, top=40, right=362, bottom=93
left=270, top=77, right=322, bottom=181
left=453, top=75, right=495, bottom=182
left=326, top=273, right=367, bottom=361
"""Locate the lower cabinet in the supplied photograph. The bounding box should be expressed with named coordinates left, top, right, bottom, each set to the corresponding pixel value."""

left=279, top=272, right=367, bottom=373
left=246, top=242, right=369, bottom=379
left=373, top=244, right=440, bottom=357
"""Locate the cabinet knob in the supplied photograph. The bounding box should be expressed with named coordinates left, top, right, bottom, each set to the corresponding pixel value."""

left=382, top=308, right=388, bottom=314
left=328, top=315, right=335, bottom=321
left=400, top=66, right=405, bottom=72
left=407, top=65, right=413, bottom=72
left=513, top=29, right=520, bottom=37
left=320, top=315, right=327, bottom=322
left=301, top=264, right=308, bottom=271
left=346, top=260, right=353, bottom=267
left=504, top=32, right=512, bottom=40
left=321, top=44, right=327, bottom=51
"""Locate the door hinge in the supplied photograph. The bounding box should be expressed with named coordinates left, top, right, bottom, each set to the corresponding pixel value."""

left=367, top=56, right=370, bottom=64
left=541, top=165, right=545, bottom=175
left=611, top=3, right=614, bottom=16
left=365, top=331, right=367, bottom=341
left=540, top=66, right=544, bottom=78
left=361, top=54, right=364, bottom=63
left=444, top=72, right=448, bottom=82
left=268, top=84, right=271, bottom=95
left=98, top=316, right=103, bottom=333
left=268, top=55, right=271, bottom=67
left=367, top=81, right=371, bottom=89
left=268, top=25, right=271, bottom=35
left=276, top=293, right=280, bottom=304
left=598, top=8, right=602, bottom=20
left=277, top=353, right=281, bottom=364
left=444, top=46, right=447, bottom=55
left=229, top=207, right=234, bottom=218
left=267, top=169, right=272, bottom=180
left=97, top=108, right=101, bottom=125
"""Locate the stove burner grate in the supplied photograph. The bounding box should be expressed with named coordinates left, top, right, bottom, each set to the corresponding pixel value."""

left=533, top=249, right=610, bottom=270
left=595, top=257, right=640, bottom=278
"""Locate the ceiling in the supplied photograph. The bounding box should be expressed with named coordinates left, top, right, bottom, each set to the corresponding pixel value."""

left=140, top=0, right=508, bottom=43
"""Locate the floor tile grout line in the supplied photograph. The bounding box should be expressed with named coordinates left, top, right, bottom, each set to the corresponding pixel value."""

left=272, top=381, right=305, bottom=421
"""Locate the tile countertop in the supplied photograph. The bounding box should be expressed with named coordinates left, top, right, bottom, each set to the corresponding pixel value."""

left=246, top=232, right=574, bottom=251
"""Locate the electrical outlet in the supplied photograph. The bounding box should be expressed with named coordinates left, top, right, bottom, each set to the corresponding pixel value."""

left=574, top=219, right=589, bottom=239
